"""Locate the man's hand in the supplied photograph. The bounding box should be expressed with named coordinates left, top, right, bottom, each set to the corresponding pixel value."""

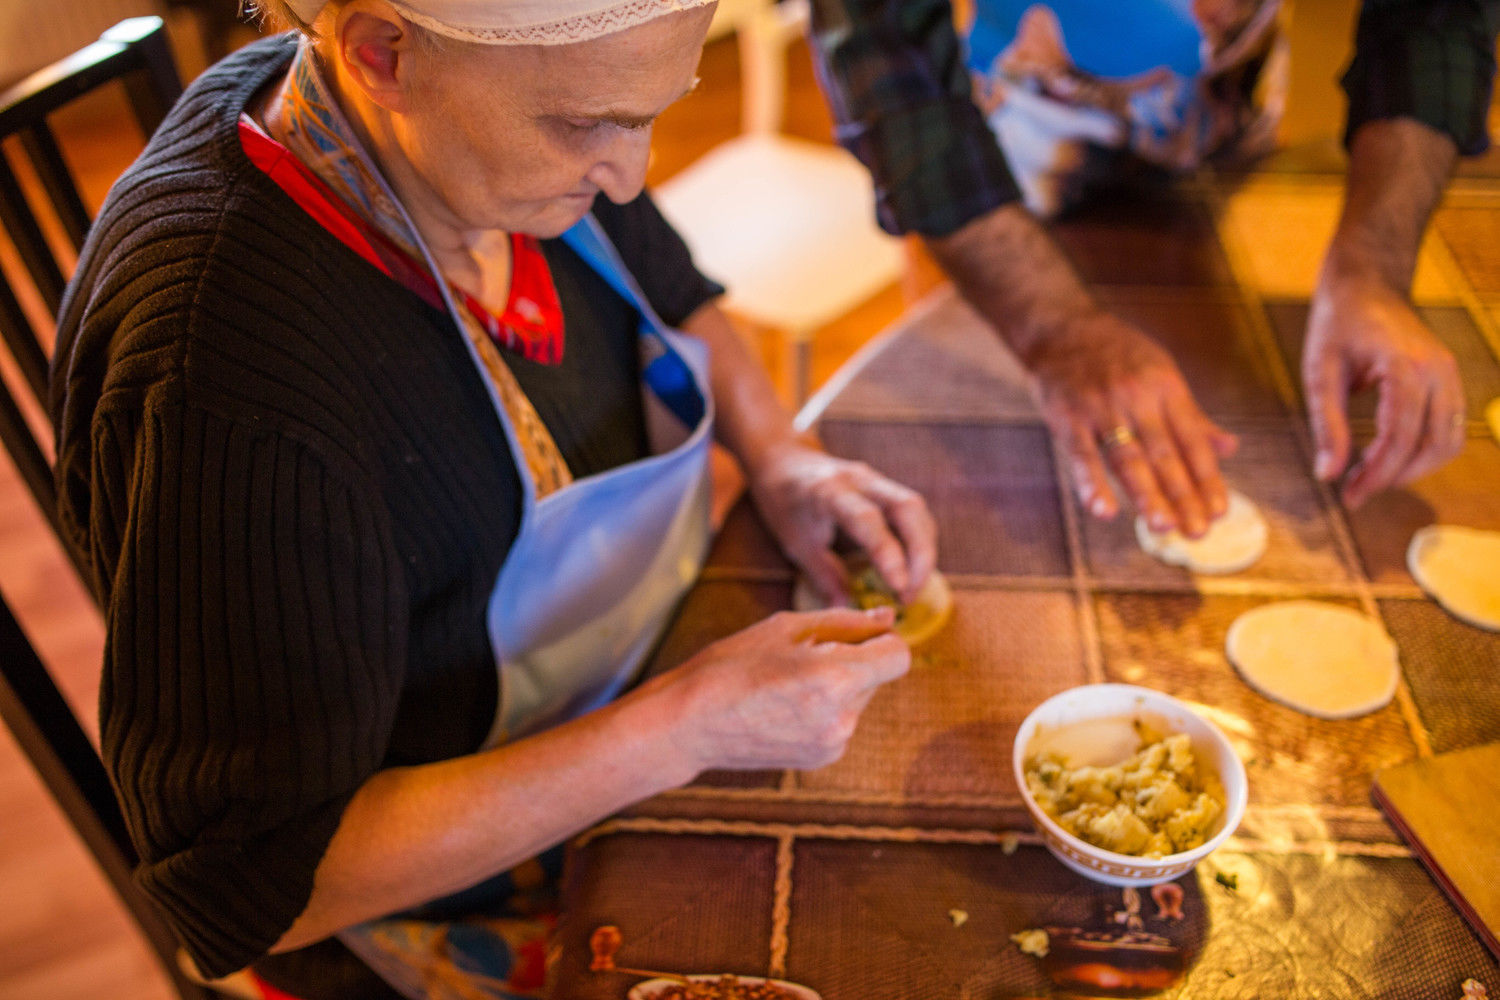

left=1306, top=117, right=1467, bottom=508
left=746, top=441, right=937, bottom=607
left=927, top=203, right=1234, bottom=539
left=1305, top=273, right=1464, bottom=508
left=1026, top=309, right=1238, bottom=537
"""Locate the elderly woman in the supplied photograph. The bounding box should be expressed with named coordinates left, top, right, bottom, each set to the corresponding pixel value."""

left=49, top=1, right=936, bottom=996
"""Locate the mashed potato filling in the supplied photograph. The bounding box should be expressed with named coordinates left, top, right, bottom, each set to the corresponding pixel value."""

left=1024, top=729, right=1225, bottom=858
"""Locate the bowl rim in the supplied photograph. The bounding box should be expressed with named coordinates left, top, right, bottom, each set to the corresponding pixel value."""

left=627, top=974, right=821, bottom=1000
left=1011, top=683, right=1249, bottom=869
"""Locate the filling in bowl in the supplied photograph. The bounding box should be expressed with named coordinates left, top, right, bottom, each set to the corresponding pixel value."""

left=1024, top=722, right=1226, bottom=858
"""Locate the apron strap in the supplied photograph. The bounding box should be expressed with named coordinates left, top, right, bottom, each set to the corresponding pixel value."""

left=561, top=216, right=706, bottom=430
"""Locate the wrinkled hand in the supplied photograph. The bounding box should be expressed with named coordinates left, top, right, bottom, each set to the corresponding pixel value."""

left=666, top=608, right=911, bottom=772
left=1026, top=310, right=1238, bottom=537
left=746, top=442, right=936, bottom=606
left=1305, top=275, right=1464, bottom=508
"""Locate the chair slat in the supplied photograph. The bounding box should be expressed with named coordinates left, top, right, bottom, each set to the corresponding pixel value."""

left=0, top=379, right=63, bottom=542
left=20, top=123, right=90, bottom=251
left=0, top=274, right=48, bottom=405
left=111, top=18, right=183, bottom=137
left=0, top=151, right=66, bottom=313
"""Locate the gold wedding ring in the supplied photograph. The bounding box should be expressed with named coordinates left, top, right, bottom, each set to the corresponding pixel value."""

left=1100, top=424, right=1138, bottom=450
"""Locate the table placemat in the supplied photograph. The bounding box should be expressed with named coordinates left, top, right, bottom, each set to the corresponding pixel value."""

left=553, top=179, right=1500, bottom=999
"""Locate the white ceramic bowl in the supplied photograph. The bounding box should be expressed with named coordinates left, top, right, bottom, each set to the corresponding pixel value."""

left=1012, top=683, right=1248, bottom=886
left=628, top=975, right=821, bottom=1000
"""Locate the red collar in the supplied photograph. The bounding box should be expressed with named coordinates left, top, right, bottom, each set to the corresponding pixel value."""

left=238, top=118, right=565, bottom=365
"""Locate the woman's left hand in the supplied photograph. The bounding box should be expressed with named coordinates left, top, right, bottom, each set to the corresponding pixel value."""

left=746, top=442, right=937, bottom=607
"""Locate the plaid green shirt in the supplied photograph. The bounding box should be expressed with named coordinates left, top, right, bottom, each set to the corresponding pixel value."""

left=808, top=0, right=1500, bottom=238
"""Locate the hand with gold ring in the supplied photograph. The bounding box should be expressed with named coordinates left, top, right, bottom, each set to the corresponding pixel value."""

left=1025, top=310, right=1238, bottom=537
left=1099, top=424, right=1138, bottom=451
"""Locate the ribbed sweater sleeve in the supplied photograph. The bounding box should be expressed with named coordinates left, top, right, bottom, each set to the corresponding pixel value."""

left=98, top=393, right=407, bottom=977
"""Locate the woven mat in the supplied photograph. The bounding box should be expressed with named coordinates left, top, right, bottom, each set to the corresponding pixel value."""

left=553, top=179, right=1500, bottom=998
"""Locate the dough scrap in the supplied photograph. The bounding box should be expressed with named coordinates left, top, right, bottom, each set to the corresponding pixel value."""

left=793, top=562, right=953, bottom=646
left=1136, top=490, right=1268, bottom=575
left=1225, top=601, right=1399, bottom=719
left=1407, top=525, right=1500, bottom=632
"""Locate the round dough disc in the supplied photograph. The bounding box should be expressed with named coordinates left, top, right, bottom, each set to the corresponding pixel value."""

left=793, top=566, right=953, bottom=647
left=1136, top=490, right=1268, bottom=575
left=1225, top=601, right=1399, bottom=719
left=1407, top=525, right=1500, bottom=632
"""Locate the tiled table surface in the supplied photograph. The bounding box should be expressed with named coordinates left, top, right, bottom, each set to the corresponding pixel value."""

left=551, top=177, right=1500, bottom=999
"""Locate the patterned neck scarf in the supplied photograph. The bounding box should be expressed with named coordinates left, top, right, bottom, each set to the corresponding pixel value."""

left=260, top=40, right=574, bottom=496
left=270, top=40, right=567, bottom=367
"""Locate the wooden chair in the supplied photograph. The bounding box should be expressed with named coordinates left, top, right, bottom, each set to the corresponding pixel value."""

left=0, top=18, right=263, bottom=999
left=0, top=16, right=181, bottom=578
left=0, top=592, right=236, bottom=999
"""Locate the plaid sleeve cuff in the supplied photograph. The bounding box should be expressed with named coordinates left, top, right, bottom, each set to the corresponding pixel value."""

left=1341, top=0, right=1500, bottom=155
left=836, top=95, right=1022, bottom=238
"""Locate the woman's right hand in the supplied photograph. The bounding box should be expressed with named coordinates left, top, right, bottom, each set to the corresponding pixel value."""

left=652, top=607, right=911, bottom=774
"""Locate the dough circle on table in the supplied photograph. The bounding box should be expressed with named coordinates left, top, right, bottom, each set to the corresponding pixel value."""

left=793, top=562, right=953, bottom=646
left=1407, top=525, right=1500, bottom=632
left=1135, top=490, right=1268, bottom=575
left=1225, top=601, right=1399, bottom=719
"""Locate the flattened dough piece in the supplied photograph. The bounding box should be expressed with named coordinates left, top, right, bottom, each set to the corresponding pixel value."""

left=1225, top=601, right=1399, bottom=719
left=1487, top=397, right=1500, bottom=446
left=1136, top=490, right=1268, bottom=575
left=793, top=564, right=953, bottom=646
left=1408, top=525, right=1500, bottom=632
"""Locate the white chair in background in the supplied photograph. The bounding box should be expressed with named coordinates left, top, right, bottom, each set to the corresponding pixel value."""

left=653, top=0, right=907, bottom=402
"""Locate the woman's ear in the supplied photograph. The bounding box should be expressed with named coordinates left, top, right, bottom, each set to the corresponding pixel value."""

left=332, top=1, right=415, bottom=112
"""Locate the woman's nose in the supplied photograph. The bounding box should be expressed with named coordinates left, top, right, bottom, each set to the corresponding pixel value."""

left=585, top=128, right=653, bottom=204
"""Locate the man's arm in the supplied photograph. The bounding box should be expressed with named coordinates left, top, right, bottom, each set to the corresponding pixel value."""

left=806, top=0, right=1019, bottom=237
left=806, top=0, right=1234, bottom=535
left=1308, top=0, right=1500, bottom=505
left=1308, top=120, right=1464, bottom=506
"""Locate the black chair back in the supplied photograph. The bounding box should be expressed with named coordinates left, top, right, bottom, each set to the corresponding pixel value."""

left=0, top=16, right=181, bottom=574
left=0, top=592, right=222, bottom=999
left=0, top=19, right=238, bottom=1000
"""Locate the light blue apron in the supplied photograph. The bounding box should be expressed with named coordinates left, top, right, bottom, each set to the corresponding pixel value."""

left=383, top=206, right=714, bottom=748
left=480, top=215, right=715, bottom=745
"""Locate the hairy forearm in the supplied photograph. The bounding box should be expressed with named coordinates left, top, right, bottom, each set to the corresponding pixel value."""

left=925, top=203, right=1102, bottom=365
left=274, top=679, right=697, bottom=952
left=682, top=301, right=810, bottom=473
left=1322, top=118, right=1459, bottom=294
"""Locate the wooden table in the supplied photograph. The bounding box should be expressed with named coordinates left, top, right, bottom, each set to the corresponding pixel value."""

left=550, top=183, right=1500, bottom=999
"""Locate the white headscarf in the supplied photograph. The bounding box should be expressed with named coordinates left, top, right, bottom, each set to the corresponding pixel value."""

left=285, top=0, right=716, bottom=44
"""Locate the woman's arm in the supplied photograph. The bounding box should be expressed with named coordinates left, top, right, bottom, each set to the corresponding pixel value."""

left=275, top=605, right=906, bottom=952
left=678, top=302, right=937, bottom=606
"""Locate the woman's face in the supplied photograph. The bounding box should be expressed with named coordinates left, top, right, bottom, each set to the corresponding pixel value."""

left=392, top=6, right=712, bottom=237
